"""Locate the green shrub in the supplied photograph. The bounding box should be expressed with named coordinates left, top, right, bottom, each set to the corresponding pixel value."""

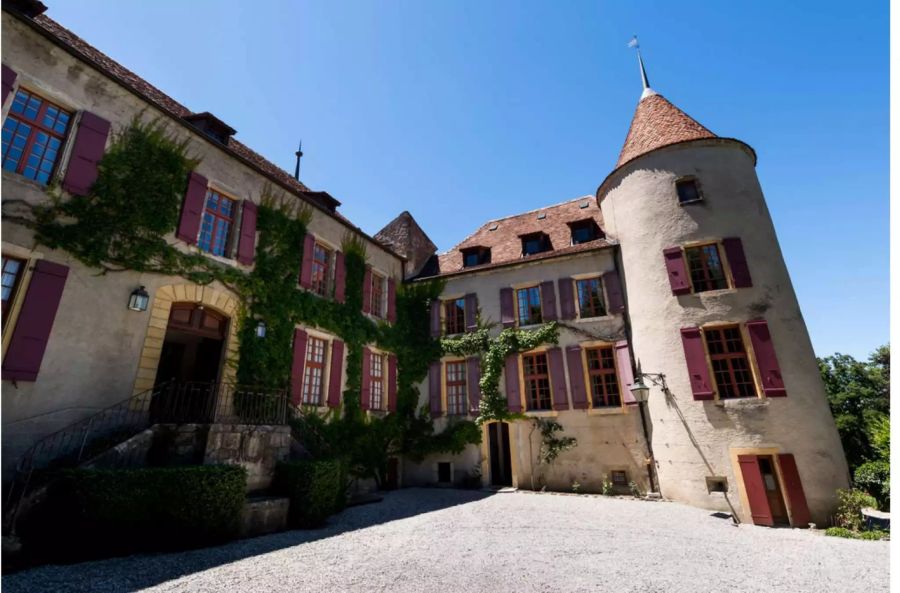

left=834, top=488, right=878, bottom=531
left=857, top=529, right=890, bottom=540
left=275, top=460, right=346, bottom=528
left=854, top=460, right=890, bottom=510
left=601, top=480, right=614, bottom=496
left=825, top=527, right=889, bottom=541
left=21, top=465, right=246, bottom=561
left=825, top=527, right=856, bottom=539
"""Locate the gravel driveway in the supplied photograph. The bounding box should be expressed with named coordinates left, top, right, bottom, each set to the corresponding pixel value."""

left=3, top=488, right=889, bottom=593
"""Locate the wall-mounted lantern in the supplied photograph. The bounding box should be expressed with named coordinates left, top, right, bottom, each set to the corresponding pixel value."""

left=256, top=321, right=267, bottom=338
left=128, top=286, right=150, bottom=312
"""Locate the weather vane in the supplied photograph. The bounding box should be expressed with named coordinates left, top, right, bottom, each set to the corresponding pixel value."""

left=628, top=35, right=653, bottom=96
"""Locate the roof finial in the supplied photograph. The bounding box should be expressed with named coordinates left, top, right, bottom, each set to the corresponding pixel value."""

left=628, top=36, right=657, bottom=99
left=294, top=140, right=303, bottom=181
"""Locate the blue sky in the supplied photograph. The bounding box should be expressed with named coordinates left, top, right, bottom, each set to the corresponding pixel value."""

left=46, top=1, right=888, bottom=359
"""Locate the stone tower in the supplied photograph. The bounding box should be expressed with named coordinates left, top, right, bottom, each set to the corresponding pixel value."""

left=596, top=82, right=849, bottom=524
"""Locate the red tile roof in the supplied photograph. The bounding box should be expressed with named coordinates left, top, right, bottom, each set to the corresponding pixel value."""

left=431, top=196, right=611, bottom=276
left=615, top=93, right=716, bottom=168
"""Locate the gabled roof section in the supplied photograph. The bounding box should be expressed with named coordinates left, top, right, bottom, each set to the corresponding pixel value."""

left=615, top=93, right=716, bottom=168
left=430, top=196, right=611, bottom=277
left=375, top=211, right=437, bottom=257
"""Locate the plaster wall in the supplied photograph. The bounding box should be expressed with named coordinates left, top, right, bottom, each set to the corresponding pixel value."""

left=599, top=140, right=849, bottom=523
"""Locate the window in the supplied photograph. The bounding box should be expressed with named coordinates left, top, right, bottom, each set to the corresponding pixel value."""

left=521, top=233, right=550, bottom=256
left=462, top=247, right=491, bottom=268
left=301, top=337, right=327, bottom=405
left=685, top=244, right=728, bottom=293
left=2, top=88, right=71, bottom=184
left=370, top=273, right=385, bottom=318
left=676, top=178, right=702, bottom=204
left=569, top=219, right=602, bottom=245
left=611, top=470, right=628, bottom=487
left=1, top=256, right=25, bottom=326
left=586, top=346, right=621, bottom=408
left=443, top=298, right=465, bottom=335
left=704, top=326, right=755, bottom=398
left=445, top=360, right=468, bottom=416
left=198, top=191, right=236, bottom=257
left=576, top=277, right=606, bottom=318
left=516, top=286, right=542, bottom=326
left=369, top=351, right=385, bottom=409
left=522, top=352, right=552, bottom=411
left=311, top=242, right=333, bottom=297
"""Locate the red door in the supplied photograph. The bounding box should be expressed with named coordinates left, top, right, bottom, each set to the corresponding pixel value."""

left=738, top=455, right=774, bottom=526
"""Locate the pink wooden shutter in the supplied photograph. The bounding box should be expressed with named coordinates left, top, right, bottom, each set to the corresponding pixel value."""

left=387, top=278, right=397, bottom=323
left=2, top=260, right=68, bottom=382
left=680, top=327, right=714, bottom=400
left=430, top=300, right=441, bottom=337
left=504, top=355, right=522, bottom=413
left=615, top=340, right=637, bottom=405
left=467, top=357, right=481, bottom=415
left=176, top=171, right=208, bottom=244
left=361, top=266, right=372, bottom=314
left=61, top=111, right=111, bottom=196
left=540, top=281, right=557, bottom=321
left=464, top=293, right=478, bottom=331
left=360, top=347, right=372, bottom=410
left=604, top=270, right=625, bottom=314
left=663, top=247, right=691, bottom=295
left=500, top=287, right=515, bottom=328
left=738, top=455, right=774, bottom=526
left=723, top=237, right=752, bottom=288
left=565, top=345, right=588, bottom=409
left=2, top=64, right=17, bottom=104
left=333, top=252, right=346, bottom=303
left=327, top=339, right=344, bottom=408
left=289, top=329, right=308, bottom=406
left=429, top=361, right=442, bottom=417
left=387, top=354, right=398, bottom=411
left=558, top=278, right=575, bottom=320
left=746, top=319, right=786, bottom=397
left=548, top=347, right=569, bottom=410
left=236, top=200, right=257, bottom=265
left=298, top=234, right=315, bottom=288
left=777, top=453, right=811, bottom=527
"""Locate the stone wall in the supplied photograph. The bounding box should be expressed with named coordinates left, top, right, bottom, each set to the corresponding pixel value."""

left=204, top=424, right=291, bottom=492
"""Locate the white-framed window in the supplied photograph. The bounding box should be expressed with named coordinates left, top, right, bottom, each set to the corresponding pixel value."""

left=301, top=335, right=328, bottom=405
left=369, top=350, right=385, bottom=410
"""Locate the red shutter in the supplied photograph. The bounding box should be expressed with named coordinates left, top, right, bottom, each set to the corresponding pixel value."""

left=565, top=345, right=588, bottom=409
left=298, top=234, right=315, bottom=289
left=362, top=266, right=372, bottom=314
left=176, top=171, right=208, bottom=244
left=464, top=293, right=478, bottom=331
left=429, top=361, right=442, bottom=417
left=236, top=200, right=257, bottom=265
left=2, top=260, right=68, bottom=382
left=746, top=319, right=786, bottom=397
left=548, top=347, right=569, bottom=410
left=360, top=347, right=372, bottom=410
left=386, top=278, right=397, bottom=323
left=387, top=354, right=398, bottom=412
left=327, top=339, right=344, bottom=408
left=615, top=340, right=637, bottom=405
left=504, top=355, right=522, bottom=413
left=500, top=287, right=515, bottom=328
left=604, top=270, right=625, bottom=314
left=680, top=327, right=714, bottom=400
left=61, top=111, right=111, bottom=196
left=540, top=281, right=557, bottom=321
left=558, top=278, right=575, bottom=320
left=738, top=455, right=774, bottom=526
left=723, top=237, right=752, bottom=288
left=2, top=64, right=17, bottom=105
left=430, top=300, right=442, bottom=337
left=289, top=329, right=308, bottom=406
left=467, top=356, right=481, bottom=415
left=333, top=252, right=346, bottom=303
left=777, top=453, right=811, bottom=527
left=663, top=247, right=691, bottom=295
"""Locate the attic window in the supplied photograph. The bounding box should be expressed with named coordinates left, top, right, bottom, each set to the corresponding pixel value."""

left=489, top=223, right=499, bottom=231
left=568, top=219, right=603, bottom=245
left=580, top=201, right=590, bottom=209
left=521, top=232, right=551, bottom=257
left=676, top=177, right=702, bottom=204
left=537, top=212, right=547, bottom=220
left=183, top=112, right=237, bottom=145
left=462, top=246, right=491, bottom=268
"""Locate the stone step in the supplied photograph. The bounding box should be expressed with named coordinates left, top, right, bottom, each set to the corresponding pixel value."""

left=239, top=495, right=289, bottom=538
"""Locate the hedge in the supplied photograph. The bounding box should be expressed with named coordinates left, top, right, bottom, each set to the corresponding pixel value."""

left=20, top=465, right=246, bottom=562
left=274, top=460, right=346, bottom=528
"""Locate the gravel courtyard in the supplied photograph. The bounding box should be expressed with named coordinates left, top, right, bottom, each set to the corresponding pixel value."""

left=4, top=488, right=889, bottom=593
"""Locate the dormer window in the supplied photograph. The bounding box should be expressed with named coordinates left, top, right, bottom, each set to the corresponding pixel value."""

left=676, top=177, right=702, bottom=204
left=569, top=219, right=603, bottom=245
left=183, top=112, right=237, bottom=145
left=521, top=233, right=551, bottom=257
left=462, top=246, right=491, bottom=268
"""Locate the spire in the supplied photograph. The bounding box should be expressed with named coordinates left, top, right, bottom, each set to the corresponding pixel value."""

left=294, top=141, right=303, bottom=181
left=615, top=95, right=716, bottom=168
left=628, top=36, right=657, bottom=99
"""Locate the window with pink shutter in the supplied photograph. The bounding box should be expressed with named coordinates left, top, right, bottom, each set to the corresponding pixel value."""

left=445, top=360, right=468, bottom=416
left=301, top=336, right=327, bottom=405
left=585, top=346, right=621, bottom=408
left=704, top=326, right=756, bottom=398
left=2, top=88, right=72, bottom=185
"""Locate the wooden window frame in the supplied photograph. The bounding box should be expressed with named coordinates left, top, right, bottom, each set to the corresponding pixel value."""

left=520, top=232, right=550, bottom=257
left=444, top=359, right=468, bottom=416
left=610, top=470, right=629, bottom=487
left=301, top=335, right=329, bottom=406
left=2, top=87, right=72, bottom=185
left=684, top=242, right=730, bottom=293
left=521, top=351, right=552, bottom=411
left=461, top=246, right=490, bottom=268
left=370, top=271, right=386, bottom=319
left=198, top=189, right=237, bottom=257
left=575, top=276, right=607, bottom=319
left=311, top=241, right=334, bottom=297
left=584, top=345, right=621, bottom=408
left=675, top=176, right=703, bottom=205
left=515, top=285, right=543, bottom=327
left=443, top=297, right=466, bottom=335
left=569, top=219, right=602, bottom=245
left=702, top=324, right=759, bottom=399
left=1, top=255, right=26, bottom=328
left=369, top=350, right=385, bottom=410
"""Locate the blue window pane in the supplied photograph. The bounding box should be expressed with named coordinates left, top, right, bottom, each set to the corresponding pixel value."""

left=3, top=158, right=17, bottom=172
left=36, top=171, right=49, bottom=184
left=42, top=106, right=58, bottom=128
left=24, top=97, right=40, bottom=120
left=48, top=137, right=61, bottom=150
left=23, top=165, right=36, bottom=179
left=10, top=92, right=27, bottom=114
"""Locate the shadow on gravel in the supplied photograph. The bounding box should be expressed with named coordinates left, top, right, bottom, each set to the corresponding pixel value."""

left=2, top=488, right=493, bottom=593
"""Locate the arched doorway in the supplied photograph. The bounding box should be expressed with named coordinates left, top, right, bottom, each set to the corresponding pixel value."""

left=154, top=303, right=229, bottom=385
